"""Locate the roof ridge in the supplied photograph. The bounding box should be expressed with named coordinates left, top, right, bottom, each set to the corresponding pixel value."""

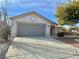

left=10, top=11, right=57, bottom=25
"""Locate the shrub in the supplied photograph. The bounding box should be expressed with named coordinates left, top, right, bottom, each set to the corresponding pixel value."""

left=0, top=26, right=11, bottom=40
left=57, top=32, right=64, bottom=37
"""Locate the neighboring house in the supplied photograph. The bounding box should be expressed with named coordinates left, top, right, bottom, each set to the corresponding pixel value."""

left=69, top=28, right=79, bottom=35
left=11, top=11, right=57, bottom=37
left=70, top=28, right=79, bottom=33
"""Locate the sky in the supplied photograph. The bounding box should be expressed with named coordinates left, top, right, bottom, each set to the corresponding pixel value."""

left=0, top=0, right=67, bottom=23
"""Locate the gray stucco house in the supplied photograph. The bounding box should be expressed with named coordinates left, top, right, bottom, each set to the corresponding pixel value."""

left=11, top=11, right=57, bottom=37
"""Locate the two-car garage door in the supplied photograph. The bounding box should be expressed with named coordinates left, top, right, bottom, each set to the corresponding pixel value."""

left=17, top=23, right=45, bottom=37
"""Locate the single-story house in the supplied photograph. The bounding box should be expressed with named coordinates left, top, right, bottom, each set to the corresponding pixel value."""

left=70, top=28, right=79, bottom=33
left=11, top=11, right=57, bottom=37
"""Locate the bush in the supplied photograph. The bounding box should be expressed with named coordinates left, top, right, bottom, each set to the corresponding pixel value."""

left=57, top=32, right=64, bottom=37
left=0, top=26, right=11, bottom=40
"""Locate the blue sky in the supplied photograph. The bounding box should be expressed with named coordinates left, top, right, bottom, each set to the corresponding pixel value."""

left=0, top=0, right=68, bottom=23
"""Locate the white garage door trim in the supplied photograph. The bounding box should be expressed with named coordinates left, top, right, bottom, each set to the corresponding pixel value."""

left=17, top=23, right=46, bottom=37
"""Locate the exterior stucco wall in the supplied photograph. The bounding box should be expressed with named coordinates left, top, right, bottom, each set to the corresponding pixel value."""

left=52, top=28, right=55, bottom=35
left=11, top=14, right=53, bottom=37
left=14, top=15, right=47, bottom=24
left=45, top=24, right=51, bottom=37
left=11, top=21, right=17, bottom=37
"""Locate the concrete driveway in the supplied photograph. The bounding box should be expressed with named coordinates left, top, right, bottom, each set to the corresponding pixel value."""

left=5, top=37, right=79, bottom=59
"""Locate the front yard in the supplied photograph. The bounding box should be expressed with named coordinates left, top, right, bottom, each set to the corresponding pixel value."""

left=5, top=37, right=79, bottom=59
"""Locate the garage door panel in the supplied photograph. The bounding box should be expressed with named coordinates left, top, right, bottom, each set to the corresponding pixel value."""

left=17, top=23, right=45, bottom=36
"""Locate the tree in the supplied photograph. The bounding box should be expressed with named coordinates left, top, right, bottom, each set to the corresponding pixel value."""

left=56, top=0, right=79, bottom=25
left=0, top=0, right=9, bottom=23
left=0, top=0, right=11, bottom=40
left=0, top=11, right=1, bottom=20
